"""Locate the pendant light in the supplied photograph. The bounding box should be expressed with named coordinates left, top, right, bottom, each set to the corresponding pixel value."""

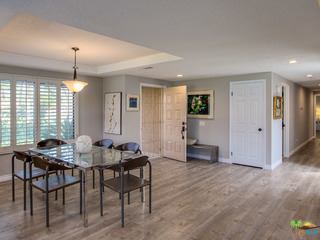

left=63, top=47, right=88, bottom=93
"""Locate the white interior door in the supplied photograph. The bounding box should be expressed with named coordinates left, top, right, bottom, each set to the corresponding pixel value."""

left=230, top=81, right=265, bottom=168
left=163, top=86, right=187, bottom=162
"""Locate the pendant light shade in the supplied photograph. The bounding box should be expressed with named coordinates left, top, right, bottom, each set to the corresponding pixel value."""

left=63, top=47, right=88, bottom=93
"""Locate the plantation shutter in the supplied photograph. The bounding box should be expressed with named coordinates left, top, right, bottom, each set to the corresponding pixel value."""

left=39, top=82, right=57, bottom=140
left=16, top=80, right=36, bottom=145
left=0, top=79, right=11, bottom=147
left=60, top=84, right=75, bottom=140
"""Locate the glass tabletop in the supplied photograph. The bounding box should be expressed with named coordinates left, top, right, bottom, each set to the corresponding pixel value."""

left=29, top=143, right=140, bottom=169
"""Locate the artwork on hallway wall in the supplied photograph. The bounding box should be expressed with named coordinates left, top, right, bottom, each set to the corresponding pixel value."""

left=273, top=96, right=283, bottom=119
left=187, top=90, right=214, bottom=119
left=126, top=94, right=139, bottom=111
left=104, top=92, right=122, bottom=134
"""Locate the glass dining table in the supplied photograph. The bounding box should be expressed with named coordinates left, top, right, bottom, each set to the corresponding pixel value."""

left=29, top=143, right=140, bottom=227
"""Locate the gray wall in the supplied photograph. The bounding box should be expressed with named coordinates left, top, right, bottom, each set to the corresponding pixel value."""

left=1, top=67, right=314, bottom=176
left=103, top=75, right=172, bottom=146
left=173, top=72, right=273, bottom=164
left=0, top=65, right=103, bottom=176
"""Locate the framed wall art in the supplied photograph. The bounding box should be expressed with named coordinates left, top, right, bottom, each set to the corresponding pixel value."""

left=273, top=96, right=283, bottom=119
left=126, top=94, right=139, bottom=111
left=104, top=92, right=122, bottom=134
left=187, top=90, right=214, bottom=119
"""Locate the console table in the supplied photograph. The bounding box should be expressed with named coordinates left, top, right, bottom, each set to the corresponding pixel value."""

left=187, top=144, right=219, bottom=164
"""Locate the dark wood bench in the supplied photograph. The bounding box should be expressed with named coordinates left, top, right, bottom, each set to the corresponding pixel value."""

left=187, top=144, right=219, bottom=164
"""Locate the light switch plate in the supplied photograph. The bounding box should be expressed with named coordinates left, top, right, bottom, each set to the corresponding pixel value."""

left=199, top=121, right=205, bottom=126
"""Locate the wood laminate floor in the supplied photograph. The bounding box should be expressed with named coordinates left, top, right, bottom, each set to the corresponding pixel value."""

left=2, top=140, right=320, bottom=240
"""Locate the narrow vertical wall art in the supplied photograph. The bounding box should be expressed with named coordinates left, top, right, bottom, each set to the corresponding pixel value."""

left=104, top=92, right=122, bottom=134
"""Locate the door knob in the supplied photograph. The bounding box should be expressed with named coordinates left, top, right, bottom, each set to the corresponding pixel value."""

left=258, top=128, right=262, bottom=131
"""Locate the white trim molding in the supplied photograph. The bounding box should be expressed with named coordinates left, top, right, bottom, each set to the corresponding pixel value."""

left=219, top=158, right=232, bottom=164
left=264, top=157, right=282, bottom=170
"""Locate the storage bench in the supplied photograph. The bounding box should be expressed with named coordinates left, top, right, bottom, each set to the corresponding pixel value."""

left=187, top=144, right=219, bottom=164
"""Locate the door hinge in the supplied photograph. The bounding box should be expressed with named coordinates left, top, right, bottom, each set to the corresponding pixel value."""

left=231, top=92, right=233, bottom=96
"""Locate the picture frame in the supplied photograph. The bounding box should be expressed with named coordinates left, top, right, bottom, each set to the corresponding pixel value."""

left=187, top=90, right=214, bottom=119
left=126, top=94, right=139, bottom=111
left=273, top=96, right=283, bottom=119
left=104, top=92, right=122, bottom=134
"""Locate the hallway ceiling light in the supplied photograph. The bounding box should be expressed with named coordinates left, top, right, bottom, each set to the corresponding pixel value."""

left=177, top=74, right=184, bottom=77
left=289, top=60, right=297, bottom=64
left=63, top=47, right=88, bottom=93
left=306, top=74, right=313, bottom=78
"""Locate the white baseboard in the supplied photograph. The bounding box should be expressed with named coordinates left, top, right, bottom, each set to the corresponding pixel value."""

left=0, top=174, right=11, bottom=182
left=264, top=157, right=282, bottom=170
left=187, top=153, right=230, bottom=163
left=219, top=158, right=232, bottom=164
left=289, top=136, right=315, bottom=157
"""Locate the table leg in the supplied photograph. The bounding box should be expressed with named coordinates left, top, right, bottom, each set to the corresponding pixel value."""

left=83, top=170, right=88, bottom=227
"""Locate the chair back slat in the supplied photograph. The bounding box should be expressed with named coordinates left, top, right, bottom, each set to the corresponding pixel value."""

left=37, top=139, right=67, bottom=148
left=13, top=151, right=33, bottom=162
left=32, top=156, right=70, bottom=171
left=121, top=156, right=148, bottom=172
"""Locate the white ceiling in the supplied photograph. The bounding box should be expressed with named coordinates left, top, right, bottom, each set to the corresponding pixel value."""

left=0, top=0, right=319, bottom=90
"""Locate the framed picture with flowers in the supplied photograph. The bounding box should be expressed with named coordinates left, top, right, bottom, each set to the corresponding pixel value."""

left=187, top=90, right=214, bottom=119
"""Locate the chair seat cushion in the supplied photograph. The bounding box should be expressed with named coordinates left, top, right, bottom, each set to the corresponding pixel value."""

left=102, top=174, right=150, bottom=194
left=32, top=175, right=80, bottom=193
left=14, top=167, right=50, bottom=180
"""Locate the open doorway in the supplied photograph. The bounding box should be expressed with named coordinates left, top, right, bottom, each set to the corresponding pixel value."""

left=140, top=84, right=188, bottom=162
left=140, top=84, right=164, bottom=158
left=314, top=94, right=320, bottom=139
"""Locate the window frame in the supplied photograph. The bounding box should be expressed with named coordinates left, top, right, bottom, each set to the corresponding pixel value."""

left=0, top=73, right=79, bottom=154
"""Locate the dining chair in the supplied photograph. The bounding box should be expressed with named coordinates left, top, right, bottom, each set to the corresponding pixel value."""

left=99, top=155, right=151, bottom=227
left=36, top=139, right=67, bottom=148
left=30, top=156, right=82, bottom=227
left=114, top=142, right=142, bottom=154
left=92, top=139, right=114, bottom=148
left=12, top=151, right=55, bottom=210
left=92, top=139, right=114, bottom=188
left=112, top=142, right=143, bottom=180
left=36, top=138, right=75, bottom=176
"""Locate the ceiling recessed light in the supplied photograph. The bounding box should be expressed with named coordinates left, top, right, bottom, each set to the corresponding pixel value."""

left=289, top=60, right=297, bottom=64
left=177, top=74, right=184, bottom=77
left=306, top=74, right=313, bottom=78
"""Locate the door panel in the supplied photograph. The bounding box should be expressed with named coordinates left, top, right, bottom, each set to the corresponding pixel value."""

left=163, top=86, right=187, bottom=162
left=231, top=81, right=264, bottom=167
